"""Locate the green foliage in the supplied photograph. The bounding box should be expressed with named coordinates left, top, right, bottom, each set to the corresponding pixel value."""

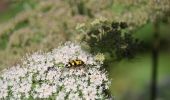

left=30, top=33, right=44, bottom=44
left=77, top=18, right=142, bottom=60
left=111, top=3, right=126, bottom=14
left=0, top=0, right=37, bottom=22
left=0, top=33, right=9, bottom=50
left=0, top=20, right=29, bottom=49
left=66, top=0, right=104, bottom=18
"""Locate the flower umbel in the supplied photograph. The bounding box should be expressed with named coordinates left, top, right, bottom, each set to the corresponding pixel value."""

left=0, top=42, right=111, bottom=100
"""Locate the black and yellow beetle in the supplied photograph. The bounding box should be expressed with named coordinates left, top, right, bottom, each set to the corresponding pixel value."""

left=65, top=58, right=85, bottom=68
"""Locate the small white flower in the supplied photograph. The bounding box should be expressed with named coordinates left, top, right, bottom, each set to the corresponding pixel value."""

left=56, top=91, right=66, bottom=100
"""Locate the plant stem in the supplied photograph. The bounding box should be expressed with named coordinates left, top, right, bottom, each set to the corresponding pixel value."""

left=151, top=17, right=160, bottom=100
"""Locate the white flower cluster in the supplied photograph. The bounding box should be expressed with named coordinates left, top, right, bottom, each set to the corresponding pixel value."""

left=0, top=42, right=111, bottom=100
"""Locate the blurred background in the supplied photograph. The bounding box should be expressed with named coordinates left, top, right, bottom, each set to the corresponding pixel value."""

left=0, top=0, right=170, bottom=100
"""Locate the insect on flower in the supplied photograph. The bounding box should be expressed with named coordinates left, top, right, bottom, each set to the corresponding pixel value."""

left=65, top=58, right=85, bottom=68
